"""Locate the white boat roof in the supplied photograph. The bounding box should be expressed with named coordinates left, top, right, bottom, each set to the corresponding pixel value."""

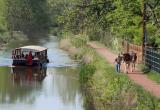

left=19, top=45, right=47, bottom=51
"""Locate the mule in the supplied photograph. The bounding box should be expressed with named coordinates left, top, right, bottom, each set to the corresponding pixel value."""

left=122, top=52, right=137, bottom=73
left=130, top=52, right=137, bottom=72
left=122, top=52, right=131, bottom=73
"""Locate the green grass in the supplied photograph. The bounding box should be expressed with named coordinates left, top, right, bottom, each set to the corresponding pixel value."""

left=137, top=64, right=160, bottom=84
left=147, top=71, right=160, bottom=84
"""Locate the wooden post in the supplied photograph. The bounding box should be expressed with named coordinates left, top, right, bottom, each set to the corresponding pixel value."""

left=141, top=0, right=146, bottom=63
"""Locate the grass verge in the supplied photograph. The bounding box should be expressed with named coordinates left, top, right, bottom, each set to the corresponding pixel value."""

left=137, top=64, right=160, bottom=84
left=147, top=71, right=160, bottom=84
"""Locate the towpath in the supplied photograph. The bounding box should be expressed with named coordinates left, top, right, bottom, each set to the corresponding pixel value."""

left=88, top=41, right=160, bottom=98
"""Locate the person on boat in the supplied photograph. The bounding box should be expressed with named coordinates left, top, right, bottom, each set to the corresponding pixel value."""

left=27, top=51, right=33, bottom=65
left=25, top=54, right=28, bottom=59
left=21, top=52, right=25, bottom=58
left=41, top=53, right=45, bottom=60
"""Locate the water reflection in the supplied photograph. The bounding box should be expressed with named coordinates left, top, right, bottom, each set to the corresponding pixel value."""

left=0, top=67, right=46, bottom=104
left=0, top=67, right=84, bottom=110
left=48, top=68, right=81, bottom=105
left=11, top=67, right=47, bottom=83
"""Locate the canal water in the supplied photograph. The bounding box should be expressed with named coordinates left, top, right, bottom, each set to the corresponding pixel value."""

left=0, top=36, right=85, bottom=110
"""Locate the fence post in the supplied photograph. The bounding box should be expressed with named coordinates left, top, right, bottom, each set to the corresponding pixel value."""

left=141, top=0, right=146, bottom=64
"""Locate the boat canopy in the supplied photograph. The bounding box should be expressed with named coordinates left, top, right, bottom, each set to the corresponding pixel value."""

left=17, top=45, right=47, bottom=52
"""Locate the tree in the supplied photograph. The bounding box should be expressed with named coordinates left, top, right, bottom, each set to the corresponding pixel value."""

left=0, top=0, right=7, bottom=33
left=5, top=0, right=50, bottom=37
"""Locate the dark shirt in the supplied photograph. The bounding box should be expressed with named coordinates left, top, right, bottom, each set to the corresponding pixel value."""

left=115, top=56, right=122, bottom=64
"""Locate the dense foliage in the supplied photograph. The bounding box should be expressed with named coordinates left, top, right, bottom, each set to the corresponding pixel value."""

left=5, top=0, right=50, bottom=36
left=55, top=0, right=160, bottom=47
left=0, top=0, right=160, bottom=46
left=0, top=0, right=50, bottom=43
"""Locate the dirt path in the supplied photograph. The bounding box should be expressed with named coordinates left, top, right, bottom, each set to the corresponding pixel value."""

left=88, top=42, right=160, bottom=98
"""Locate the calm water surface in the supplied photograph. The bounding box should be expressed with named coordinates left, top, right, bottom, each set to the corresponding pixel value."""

left=0, top=36, right=85, bottom=110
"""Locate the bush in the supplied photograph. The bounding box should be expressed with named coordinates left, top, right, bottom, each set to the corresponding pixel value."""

left=79, top=64, right=96, bottom=84
left=71, top=34, right=88, bottom=48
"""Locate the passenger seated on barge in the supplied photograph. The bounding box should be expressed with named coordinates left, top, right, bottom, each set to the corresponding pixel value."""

left=12, top=45, right=49, bottom=66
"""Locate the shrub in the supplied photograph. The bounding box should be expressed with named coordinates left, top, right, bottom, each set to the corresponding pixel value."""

left=79, top=64, right=96, bottom=84
left=71, top=34, right=88, bottom=48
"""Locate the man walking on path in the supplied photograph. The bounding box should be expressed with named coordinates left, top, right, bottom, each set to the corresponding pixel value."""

left=114, top=54, right=122, bottom=73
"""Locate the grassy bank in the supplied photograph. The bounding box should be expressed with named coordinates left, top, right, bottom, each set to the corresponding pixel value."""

left=137, top=64, right=160, bottom=84
left=59, top=33, right=160, bottom=110
left=147, top=71, right=160, bottom=84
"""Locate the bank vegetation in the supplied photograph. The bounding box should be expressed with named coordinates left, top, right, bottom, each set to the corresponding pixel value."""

left=60, top=33, right=160, bottom=110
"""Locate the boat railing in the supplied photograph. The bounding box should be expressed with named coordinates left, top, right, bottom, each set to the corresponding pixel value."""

left=12, top=54, right=47, bottom=61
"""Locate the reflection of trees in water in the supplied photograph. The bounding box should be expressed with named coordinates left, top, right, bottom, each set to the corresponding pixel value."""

left=50, top=67, right=83, bottom=105
left=0, top=67, right=47, bottom=104
left=0, top=67, right=84, bottom=106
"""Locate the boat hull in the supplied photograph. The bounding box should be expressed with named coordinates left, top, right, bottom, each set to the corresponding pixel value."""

left=12, top=59, right=49, bottom=66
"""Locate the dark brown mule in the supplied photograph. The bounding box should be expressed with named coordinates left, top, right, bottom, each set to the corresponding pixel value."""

left=122, top=52, right=137, bottom=73
left=122, top=53, right=131, bottom=73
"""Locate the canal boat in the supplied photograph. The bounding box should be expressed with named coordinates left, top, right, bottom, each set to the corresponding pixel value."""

left=12, top=45, right=49, bottom=66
